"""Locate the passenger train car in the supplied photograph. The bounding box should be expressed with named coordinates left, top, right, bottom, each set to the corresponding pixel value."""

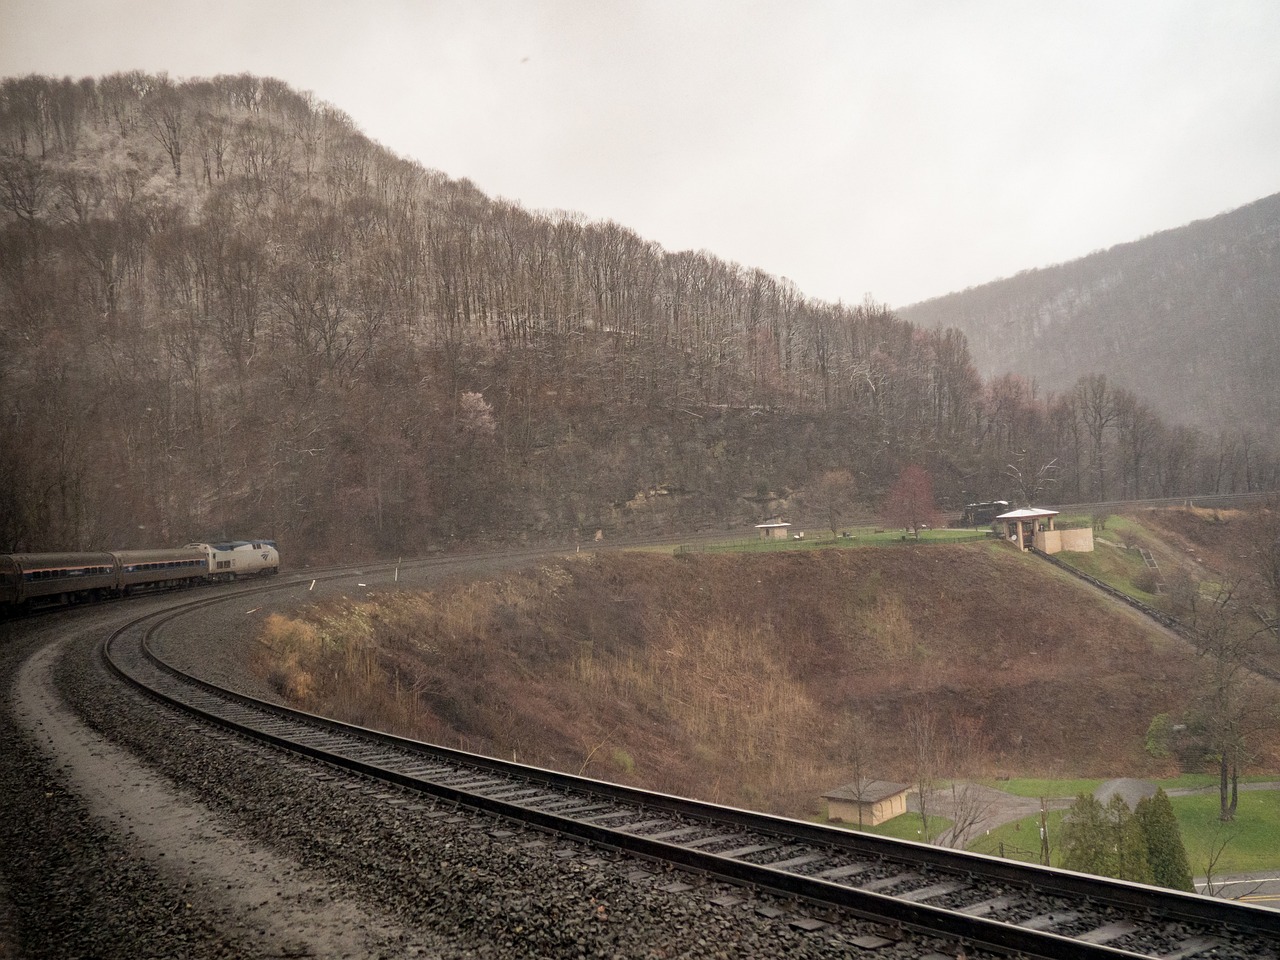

left=0, top=541, right=278, bottom=614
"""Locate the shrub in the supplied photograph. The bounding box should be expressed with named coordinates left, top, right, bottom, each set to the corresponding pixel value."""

left=1145, top=714, right=1173, bottom=759
left=1133, top=568, right=1159, bottom=595
left=611, top=748, right=636, bottom=775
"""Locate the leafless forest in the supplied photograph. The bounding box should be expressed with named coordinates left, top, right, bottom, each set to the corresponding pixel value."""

left=2, top=73, right=1277, bottom=558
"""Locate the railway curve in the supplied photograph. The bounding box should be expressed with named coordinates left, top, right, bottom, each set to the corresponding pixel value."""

left=105, top=574, right=1278, bottom=959
left=6, top=544, right=1280, bottom=958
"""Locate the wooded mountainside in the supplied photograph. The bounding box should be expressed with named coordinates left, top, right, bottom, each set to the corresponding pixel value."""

left=900, top=193, right=1280, bottom=444
left=1, top=73, right=1277, bottom=559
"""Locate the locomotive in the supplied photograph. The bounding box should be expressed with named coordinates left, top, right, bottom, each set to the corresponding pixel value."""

left=959, top=501, right=1010, bottom=527
left=0, top=540, right=279, bottom=614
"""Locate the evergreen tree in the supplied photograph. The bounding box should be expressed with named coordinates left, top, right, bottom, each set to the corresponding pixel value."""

left=1060, top=792, right=1153, bottom=883
left=1060, top=793, right=1111, bottom=875
left=1108, top=794, right=1153, bottom=885
left=1135, top=789, right=1194, bottom=891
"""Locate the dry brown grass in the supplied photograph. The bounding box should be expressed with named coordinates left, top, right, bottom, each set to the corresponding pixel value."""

left=254, top=538, right=1279, bottom=819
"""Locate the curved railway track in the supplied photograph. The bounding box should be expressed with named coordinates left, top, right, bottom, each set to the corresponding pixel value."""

left=103, top=586, right=1279, bottom=960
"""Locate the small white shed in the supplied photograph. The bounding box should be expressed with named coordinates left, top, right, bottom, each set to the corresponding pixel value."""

left=754, top=520, right=792, bottom=540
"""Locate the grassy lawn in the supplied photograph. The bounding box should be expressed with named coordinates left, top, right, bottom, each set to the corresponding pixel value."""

left=1053, top=537, right=1160, bottom=604
left=969, top=810, right=1066, bottom=865
left=978, top=777, right=1107, bottom=799
left=966, top=788, right=1280, bottom=876
left=815, top=812, right=954, bottom=844
left=1172, top=789, right=1280, bottom=876
left=975, top=773, right=1276, bottom=799
left=698, top=527, right=991, bottom=554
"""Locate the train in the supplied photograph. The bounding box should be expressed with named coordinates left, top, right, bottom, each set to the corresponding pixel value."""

left=0, top=540, right=279, bottom=614
left=958, top=501, right=1011, bottom=527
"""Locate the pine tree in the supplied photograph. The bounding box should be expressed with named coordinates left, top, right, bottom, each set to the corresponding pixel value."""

left=1135, top=789, right=1194, bottom=891
left=1108, top=794, right=1152, bottom=885
left=1060, top=793, right=1111, bottom=875
left=1060, top=792, right=1153, bottom=884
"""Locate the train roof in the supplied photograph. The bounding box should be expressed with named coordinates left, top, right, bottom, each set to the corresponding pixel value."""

left=4, top=552, right=117, bottom=568
left=112, top=548, right=207, bottom=561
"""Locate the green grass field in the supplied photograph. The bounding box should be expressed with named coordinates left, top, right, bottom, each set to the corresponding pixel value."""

left=696, top=526, right=991, bottom=554
left=974, top=773, right=1274, bottom=799
left=978, top=777, right=1108, bottom=799
left=968, top=810, right=1065, bottom=865
left=815, top=812, right=954, bottom=844
left=1053, top=538, right=1160, bottom=603
left=966, top=787, right=1280, bottom=876
left=1171, top=789, right=1280, bottom=875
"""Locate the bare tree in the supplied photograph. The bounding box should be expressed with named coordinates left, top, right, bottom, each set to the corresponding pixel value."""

left=808, top=469, right=858, bottom=537
left=1199, top=821, right=1237, bottom=897
left=1005, top=451, right=1057, bottom=507
left=1075, top=374, right=1118, bottom=500
left=143, top=74, right=186, bottom=179
left=830, top=713, right=874, bottom=829
left=883, top=465, right=940, bottom=539
left=1185, top=580, right=1270, bottom=820
left=1249, top=497, right=1280, bottom=628
left=936, top=780, right=996, bottom=849
left=906, top=706, right=945, bottom=843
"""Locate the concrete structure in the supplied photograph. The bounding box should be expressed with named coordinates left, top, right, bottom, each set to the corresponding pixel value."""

left=994, top=506, right=1094, bottom=554
left=822, top=779, right=910, bottom=826
left=754, top=520, right=792, bottom=540
left=1037, top=525, right=1095, bottom=555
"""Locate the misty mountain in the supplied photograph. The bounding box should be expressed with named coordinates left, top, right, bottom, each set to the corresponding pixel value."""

left=900, top=193, right=1280, bottom=443
left=0, top=73, right=1275, bottom=558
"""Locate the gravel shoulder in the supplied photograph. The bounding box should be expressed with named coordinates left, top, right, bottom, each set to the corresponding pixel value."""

left=3, top=575, right=971, bottom=959
left=12, top=634, right=443, bottom=959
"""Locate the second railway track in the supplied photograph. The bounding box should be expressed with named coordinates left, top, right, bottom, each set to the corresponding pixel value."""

left=103, top=587, right=1280, bottom=960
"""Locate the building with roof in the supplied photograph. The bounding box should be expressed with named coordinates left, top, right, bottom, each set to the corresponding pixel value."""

left=822, top=779, right=911, bottom=826
left=754, top=519, right=792, bottom=540
left=995, top=507, right=1093, bottom=554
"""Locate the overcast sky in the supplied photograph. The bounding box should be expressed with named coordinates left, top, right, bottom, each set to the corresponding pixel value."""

left=4, top=1, right=1279, bottom=307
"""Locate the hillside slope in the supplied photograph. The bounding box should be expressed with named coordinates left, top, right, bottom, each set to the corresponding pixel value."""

left=900, top=193, right=1280, bottom=442
left=257, top=542, right=1231, bottom=818
left=2, top=73, right=1276, bottom=559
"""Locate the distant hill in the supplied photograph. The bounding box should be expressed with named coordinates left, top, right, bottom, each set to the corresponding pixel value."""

left=900, top=194, right=1280, bottom=442
left=0, top=73, right=1276, bottom=556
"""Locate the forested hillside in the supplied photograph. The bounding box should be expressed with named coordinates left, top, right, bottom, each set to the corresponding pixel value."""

left=900, top=194, right=1280, bottom=445
left=1, top=73, right=1276, bottom=558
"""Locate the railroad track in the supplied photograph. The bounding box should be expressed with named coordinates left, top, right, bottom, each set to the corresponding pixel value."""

left=102, top=589, right=1279, bottom=960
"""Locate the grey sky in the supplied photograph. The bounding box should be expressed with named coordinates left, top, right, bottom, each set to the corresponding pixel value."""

left=4, top=0, right=1279, bottom=307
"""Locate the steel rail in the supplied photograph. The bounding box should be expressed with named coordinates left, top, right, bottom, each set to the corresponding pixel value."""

left=97, top=590, right=1279, bottom=960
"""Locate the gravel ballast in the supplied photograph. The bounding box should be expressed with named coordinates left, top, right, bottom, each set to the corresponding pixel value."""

left=2, top=582, right=974, bottom=958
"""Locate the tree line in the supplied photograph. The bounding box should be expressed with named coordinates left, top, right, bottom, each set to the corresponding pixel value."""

left=1, top=73, right=1277, bottom=558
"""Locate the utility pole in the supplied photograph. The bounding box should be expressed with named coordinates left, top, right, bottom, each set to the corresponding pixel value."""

left=1039, top=798, right=1051, bottom=866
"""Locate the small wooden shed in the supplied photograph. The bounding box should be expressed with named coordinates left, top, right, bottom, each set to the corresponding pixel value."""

left=822, top=779, right=911, bottom=826
left=754, top=520, right=792, bottom=540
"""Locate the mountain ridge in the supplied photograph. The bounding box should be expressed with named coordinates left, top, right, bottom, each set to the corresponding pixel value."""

left=900, top=192, right=1280, bottom=442
left=1, top=72, right=1276, bottom=556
